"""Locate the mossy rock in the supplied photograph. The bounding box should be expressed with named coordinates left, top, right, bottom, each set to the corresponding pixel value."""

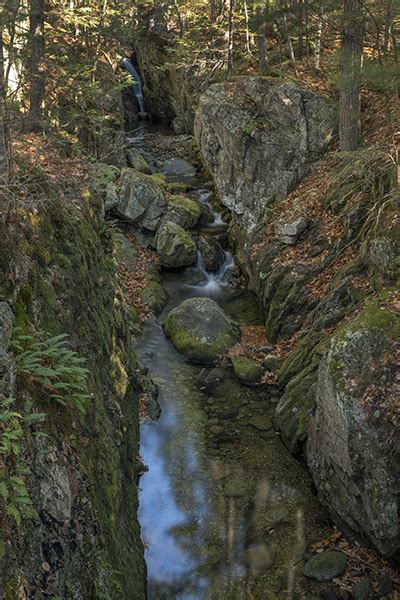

left=263, top=354, right=284, bottom=372
left=304, top=551, right=347, bottom=582
left=275, top=366, right=318, bottom=454
left=140, top=275, right=169, bottom=315
left=126, top=148, right=151, bottom=174
left=162, top=195, right=202, bottom=230
left=164, top=297, right=241, bottom=364
left=157, top=221, right=197, bottom=268
left=167, top=181, right=190, bottom=194
left=231, top=355, right=262, bottom=385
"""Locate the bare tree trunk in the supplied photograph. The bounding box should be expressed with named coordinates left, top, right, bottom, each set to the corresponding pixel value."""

left=227, top=0, right=234, bottom=76
left=383, top=0, right=394, bottom=55
left=314, top=1, right=324, bottom=74
left=0, top=33, right=10, bottom=185
left=244, top=0, right=252, bottom=54
left=26, top=0, right=45, bottom=131
left=257, top=3, right=269, bottom=74
left=339, top=0, right=364, bottom=152
left=282, top=2, right=298, bottom=76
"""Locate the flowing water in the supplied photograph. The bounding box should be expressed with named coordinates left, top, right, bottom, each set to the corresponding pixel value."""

left=122, top=58, right=146, bottom=115
left=132, top=129, right=331, bottom=599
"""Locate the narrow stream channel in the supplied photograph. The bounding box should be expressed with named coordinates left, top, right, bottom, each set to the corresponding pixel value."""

left=131, top=126, right=331, bottom=599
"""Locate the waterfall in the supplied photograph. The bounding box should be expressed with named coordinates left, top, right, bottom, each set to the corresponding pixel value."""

left=189, top=250, right=235, bottom=296
left=122, top=58, right=146, bottom=115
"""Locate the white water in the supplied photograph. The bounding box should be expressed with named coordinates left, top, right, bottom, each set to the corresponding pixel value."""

left=122, top=57, right=146, bottom=115
left=194, top=189, right=225, bottom=228
left=188, top=250, right=235, bottom=296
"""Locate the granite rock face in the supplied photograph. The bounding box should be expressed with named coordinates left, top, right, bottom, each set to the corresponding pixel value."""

left=195, top=77, right=334, bottom=235
left=307, top=308, right=400, bottom=556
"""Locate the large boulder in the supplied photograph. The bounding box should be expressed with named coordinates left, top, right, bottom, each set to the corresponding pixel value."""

left=164, top=297, right=241, bottom=364
left=194, top=77, right=334, bottom=235
left=307, top=299, right=400, bottom=555
left=157, top=221, right=197, bottom=268
left=113, top=168, right=167, bottom=231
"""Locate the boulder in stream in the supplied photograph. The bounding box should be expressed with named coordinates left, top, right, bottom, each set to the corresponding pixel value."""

left=198, top=236, right=225, bottom=271
left=231, top=355, right=262, bottom=385
left=113, top=167, right=167, bottom=231
left=157, top=221, right=197, bottom=268
left=164, top=297, right=241, bottom=364
left=161, top=195, right=202, bottom=229
left=304, top=551, right=347, bottom=582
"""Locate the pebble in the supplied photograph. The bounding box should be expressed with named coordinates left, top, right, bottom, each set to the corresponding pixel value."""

left=209, top=425, right=225, bottom=435
left=352, top=578, right=374, bottom=600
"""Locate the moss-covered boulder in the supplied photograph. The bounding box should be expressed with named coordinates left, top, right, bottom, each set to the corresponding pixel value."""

left=307, top=296, right=400, bottom=555
left=161, top=195, right=202, bottom=229
left=164, top=297, right=241, bottom=364
left=157, top=221, right=197, bottom=268
left=304, top=551, right=347, bottom=582
left=114, top=167, right=167, bottom=231
left=167, top=181, right=190, bottom=194
left=263, top=354, right=284, bottom=372
left=126, top=147, right=151, bottom=174
left=231, top=355, right=262, bottom=385
left=140, top=269, right=169, bottom=315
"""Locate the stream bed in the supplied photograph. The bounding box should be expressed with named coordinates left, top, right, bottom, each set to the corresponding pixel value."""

left=131, top=128, right=331, bottom=599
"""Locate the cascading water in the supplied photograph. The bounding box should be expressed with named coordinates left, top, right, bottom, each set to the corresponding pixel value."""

left=193, top=189, right=225, bottom=228
left=122, top=57, right=146, bottom=115
left=188, top=250, right=235, bottom=296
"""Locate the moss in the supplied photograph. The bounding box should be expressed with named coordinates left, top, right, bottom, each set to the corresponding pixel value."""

left=231, top=356, right=262, bottom=385
left=167, top=181, right=190, bottom=194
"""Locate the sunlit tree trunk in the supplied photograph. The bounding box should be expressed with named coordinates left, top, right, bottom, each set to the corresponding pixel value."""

left=26, top=0, right=45, bottom=131
left=257, top=1, right=269, bottom=74
left=314, top=1, right=324, bottom=74
left=227, top=0, right=234, bottom=76
left=0, top=33, right=10, bottom=185
left=339, top=0, right=364, bottom=151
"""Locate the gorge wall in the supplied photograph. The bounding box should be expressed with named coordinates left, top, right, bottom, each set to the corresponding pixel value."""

left=0, top=175, right=146, bottom=598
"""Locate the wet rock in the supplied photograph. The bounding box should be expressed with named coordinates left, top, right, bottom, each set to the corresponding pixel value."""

left=126, top=148, right=151, bottom=174
left=231, top=356, right=262, bottom=385
left=157, top=221, right=197, bottom=268
left=209, top=425, right=225, bottom=436
left=304, top=551, right=347, bottom=582
left=164, top=297, right=241, bottom=364
left=197, top=367, right=231, bottom=392
left=114, top=168, right=167, bottom=231
left=351, top=578, right=374, bottom=600
left=242, top=543, right=275, bottom=571
left=248, top=415, right=273, bottom=432
left=161, top=195, right=202, bottom=229
left=263, top=355, right=284, bottom=372
left=198, top=236, right=225, bottom=271
left=224, top=477, right=247, bottom=498
left=162, top=157, right=196, bottom=178
left=264, top=506, right=290, bottom=526
left=275, top=217, right=310, bottom=245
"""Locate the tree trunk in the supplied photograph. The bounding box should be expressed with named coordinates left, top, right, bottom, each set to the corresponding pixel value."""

left=0, top=33, right=10, bottom=185
left=244, top=0, right=252, bottom=54
left=227, top=0, right=234, bottom=76
left=26, top=0, right=45, bottom=131
left=257, top=4, right=268, bottom=74
left=314, top=1, right=324, bottom=74
left=339, top=0, right=364, bottom=152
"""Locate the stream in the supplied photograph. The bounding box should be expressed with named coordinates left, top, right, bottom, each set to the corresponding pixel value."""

left=130, top=126, right=331, bottom=599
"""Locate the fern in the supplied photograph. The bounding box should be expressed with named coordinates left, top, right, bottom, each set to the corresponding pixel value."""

left=12, top=329, right=92, bottom=415
left=0, top=397, right=46, bottom=525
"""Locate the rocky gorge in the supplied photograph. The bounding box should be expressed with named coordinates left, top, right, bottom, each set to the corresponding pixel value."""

left=1, top=15, right=399, bottom=600
left=130, top=25, right=400, bottom=578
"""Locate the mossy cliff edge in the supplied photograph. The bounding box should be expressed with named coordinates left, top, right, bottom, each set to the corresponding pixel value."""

left=0, top=182, right=146, bottom=598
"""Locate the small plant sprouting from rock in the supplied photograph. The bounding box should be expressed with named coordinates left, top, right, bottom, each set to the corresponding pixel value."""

left=12, top=330, right=92, bottom=415
left=0, top=397, right=46, bottom=525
